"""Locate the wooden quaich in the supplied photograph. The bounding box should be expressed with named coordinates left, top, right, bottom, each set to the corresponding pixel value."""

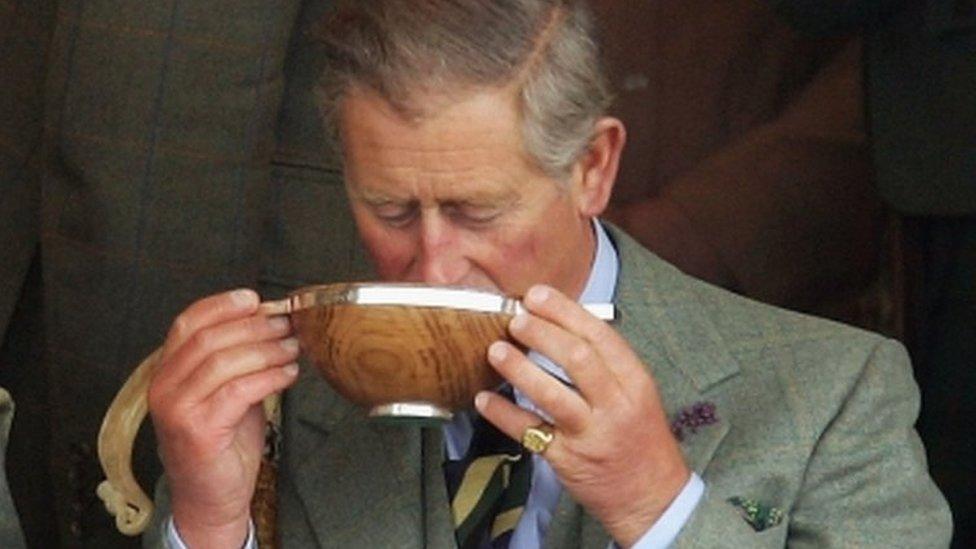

left=95, top=283, right=614, bottom=536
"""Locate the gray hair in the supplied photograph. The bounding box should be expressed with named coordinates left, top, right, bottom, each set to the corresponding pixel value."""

left=313, top=0, right=613, bottom=179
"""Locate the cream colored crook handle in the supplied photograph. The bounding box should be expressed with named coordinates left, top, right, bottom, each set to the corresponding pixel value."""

left=95, top=299, right=291, bottom=535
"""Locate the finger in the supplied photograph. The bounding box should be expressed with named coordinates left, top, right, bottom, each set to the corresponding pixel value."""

left=161, top=289, right=260, bottom=361
left=487, top=341, right=589, bottom=433
left=522, top=285, right=638, bottom=383
left=155, top=313, right=292, bottom=392
left=206, top=363, right=300, bottom=430
left=507, top=312, right=619, bottom=406
left=178, top=337, right=301, bottom=404
left=474, top=390, right=549, bottom=447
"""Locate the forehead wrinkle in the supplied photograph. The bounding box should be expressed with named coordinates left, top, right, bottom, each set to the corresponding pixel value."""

left=354, top=138, right=515, bottom=153
left=343, top=85, right=548, bottom=208
left=356, top=170, right=517, bottom=205
left=352, top=157, right=519, bottom=206
left=356, top=160, right=507, bottom=197
left=359, top=143, right=517, bottom=188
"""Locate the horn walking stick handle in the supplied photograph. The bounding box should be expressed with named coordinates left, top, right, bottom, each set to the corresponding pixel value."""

left=96, top=299, right=291, bottom=535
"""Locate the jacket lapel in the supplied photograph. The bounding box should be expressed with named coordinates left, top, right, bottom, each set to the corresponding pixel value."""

left=422, top=427, right=457, bottom=547
left=546, top=227, right=738, bottom=548
left=284, top=370, right=444, bottom=548
left=613, top=290, right=733, bottom=475
left=609, top=224, right=736, bottom=473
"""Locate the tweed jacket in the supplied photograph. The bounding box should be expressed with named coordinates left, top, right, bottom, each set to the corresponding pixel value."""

left=145, top=225, right=951, bottom=547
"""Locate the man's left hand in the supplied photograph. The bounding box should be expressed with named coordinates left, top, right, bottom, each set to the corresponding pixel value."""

left=476, top=284, right=691, bottom=547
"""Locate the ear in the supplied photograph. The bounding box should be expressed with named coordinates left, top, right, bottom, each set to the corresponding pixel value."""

left=571, top=117, right=626, bottom=217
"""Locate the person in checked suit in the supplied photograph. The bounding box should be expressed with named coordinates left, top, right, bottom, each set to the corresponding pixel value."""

left=0, top=0, right=369, bottom=545
left=144, top=1, right=951, bottom=547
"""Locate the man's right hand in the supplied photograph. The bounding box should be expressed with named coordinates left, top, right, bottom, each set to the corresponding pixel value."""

left=148, top=289, right=301, bottom=548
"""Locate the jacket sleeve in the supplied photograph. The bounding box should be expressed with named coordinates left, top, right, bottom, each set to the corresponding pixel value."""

left=672, top=338, right=952, bottom=547
left=786, top=339, right=951, bottom=547
left=141, top=476, right=172, bottom=549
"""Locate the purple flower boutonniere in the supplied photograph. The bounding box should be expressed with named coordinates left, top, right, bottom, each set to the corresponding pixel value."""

left=670, top=401, right=718, bottom=441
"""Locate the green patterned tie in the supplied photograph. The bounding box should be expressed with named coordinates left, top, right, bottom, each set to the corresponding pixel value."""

left=445, top=397, right=532, bottom=548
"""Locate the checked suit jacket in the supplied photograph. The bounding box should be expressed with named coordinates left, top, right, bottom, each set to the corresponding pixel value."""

left=146, top=225, right=952, bottom=548
left=0, top=0, right=369, bottom=546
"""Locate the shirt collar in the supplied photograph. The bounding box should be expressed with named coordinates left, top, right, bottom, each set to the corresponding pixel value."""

left=443, top=218, right=620, bottom=458
left=579, top=218, right=619, bottom=304
left=519, top=218, right=618, bottom=386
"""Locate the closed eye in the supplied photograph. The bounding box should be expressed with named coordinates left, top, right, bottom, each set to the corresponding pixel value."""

left=443, top=203, right=502, bottom=226
left=373, top=201, right=418, bottom=227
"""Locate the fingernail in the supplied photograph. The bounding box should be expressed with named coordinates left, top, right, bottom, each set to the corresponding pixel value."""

left=232, top=288, right=258, bottom=306
left=474, top=392, right=489, bottom=411
left=281, top=338, right=300, bottom=353
left=488, top=341, right=508, bottom=362
left=509, top=314, right=527, bottom=331
left=268, top=316, right=290, bottom=331
left=526, top=285, right=550, bottom=305
left=283, top=363, right=299, bottom=377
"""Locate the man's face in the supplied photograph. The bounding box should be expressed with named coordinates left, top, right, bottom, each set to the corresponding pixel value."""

left=340, top=87, right=597, bottom=298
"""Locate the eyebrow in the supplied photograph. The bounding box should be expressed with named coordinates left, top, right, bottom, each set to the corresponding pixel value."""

left=352, top=186, right=408, bottom=204
left=356, top=187, right=516, bottom=208
left=442, top=194, right=514, bottom=209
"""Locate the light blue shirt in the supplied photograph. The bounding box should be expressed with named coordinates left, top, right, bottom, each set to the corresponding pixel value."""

left=443, top=220, right=704, bottom=549
left=166, top=219, right=703, bottom=548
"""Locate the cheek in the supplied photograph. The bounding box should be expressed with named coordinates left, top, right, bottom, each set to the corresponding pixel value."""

left=508, top=221, right=575, bottom=282
left=478, top=230, right=550, bottom=290
left=500, top=234, right=544, bottom=264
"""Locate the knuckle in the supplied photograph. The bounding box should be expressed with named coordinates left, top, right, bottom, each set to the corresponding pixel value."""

left=570, top=342, right=592, bottom=364
left=169, top=313, right=192, bottom=341
left=202, top=351, right=233, bottom=377
left=216, top=379, right=245, bottom=404
left=584, top=321, right=608, bottom=343
left=188, top=328, right=215, bottom=352
left=244, top=314, right=266, bottom=334
left=254, top=344, right=277, bottom=365
left=215, top=376, right=254, bottom=407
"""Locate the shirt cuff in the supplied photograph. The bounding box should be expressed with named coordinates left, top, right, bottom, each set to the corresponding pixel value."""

left=612, top=472, right=706, bottom=549
left=164, top=515, right=257, bottom=549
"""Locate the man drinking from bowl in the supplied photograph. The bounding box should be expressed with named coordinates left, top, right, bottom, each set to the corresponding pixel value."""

left=146, top=1, right=951, bottom=547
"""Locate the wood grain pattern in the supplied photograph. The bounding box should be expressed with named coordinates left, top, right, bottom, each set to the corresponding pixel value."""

left=292, top=303, right=511, bottom=411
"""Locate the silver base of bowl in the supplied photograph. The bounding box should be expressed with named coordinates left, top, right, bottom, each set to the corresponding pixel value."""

left=368, top=401, right=453, bottom=423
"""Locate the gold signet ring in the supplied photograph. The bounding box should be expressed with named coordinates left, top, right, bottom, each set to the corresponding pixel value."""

left=521, top=423, right=556, bottom=454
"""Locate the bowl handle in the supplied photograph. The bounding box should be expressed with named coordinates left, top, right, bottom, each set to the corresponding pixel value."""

left=95, top=299, right=291, bottom=535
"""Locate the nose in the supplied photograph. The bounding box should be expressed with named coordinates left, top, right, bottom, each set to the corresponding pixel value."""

left=416, top=213, right=469, bottom=285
